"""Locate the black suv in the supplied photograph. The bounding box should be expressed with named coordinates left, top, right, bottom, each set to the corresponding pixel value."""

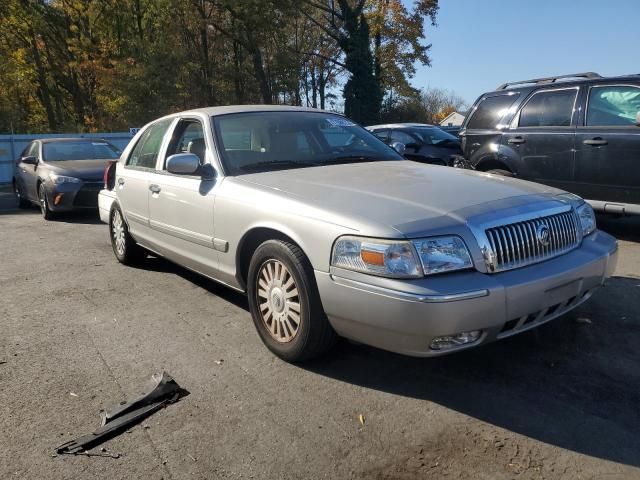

left=460, top=72, right=640, bottom=215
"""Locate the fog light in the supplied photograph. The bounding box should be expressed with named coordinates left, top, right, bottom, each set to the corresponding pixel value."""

left=54, top=193, right=64, bottom=205
left=430, top=330, right=482, bottom=351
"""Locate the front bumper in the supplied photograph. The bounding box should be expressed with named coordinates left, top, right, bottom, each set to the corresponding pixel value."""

left=44, top=180, right=103, bottom=211
left=315, top=230, right=618, bottom=357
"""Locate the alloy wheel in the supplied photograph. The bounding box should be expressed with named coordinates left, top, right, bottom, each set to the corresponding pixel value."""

left=112, top=210, right=126, bottom=256
left=256, top=259, right=301, bottom=343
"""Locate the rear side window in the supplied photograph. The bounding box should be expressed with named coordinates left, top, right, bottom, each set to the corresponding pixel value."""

left=466, top=94, right=519, bottom=129
left=127, top=119, right=172, bottom=168
left=587, top=85, right=640, bottom=126
left=518, top=89, right=577, bottom=128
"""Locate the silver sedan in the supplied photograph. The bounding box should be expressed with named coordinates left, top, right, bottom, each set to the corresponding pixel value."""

left=100, top=106, right=618, bottom=362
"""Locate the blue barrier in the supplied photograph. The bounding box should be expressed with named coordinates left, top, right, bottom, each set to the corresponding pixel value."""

left=0, top=133, right=134, bottom=184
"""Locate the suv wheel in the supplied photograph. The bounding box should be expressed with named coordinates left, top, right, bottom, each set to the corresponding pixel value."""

left=110, top=205, right=145, bottom=265
left=247, top=240, right=336, bottom=362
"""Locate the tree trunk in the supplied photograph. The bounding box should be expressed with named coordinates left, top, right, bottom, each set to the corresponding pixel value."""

left=29, top=29, right=57, bottom=131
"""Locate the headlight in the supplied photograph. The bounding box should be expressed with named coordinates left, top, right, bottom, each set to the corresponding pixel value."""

left=576, top=202, right=596, bottom=236
left=331, top=237, right=422, bottom=278
left=331, top=235, right=474, bottom=278
left=49, top=173, right=81, bottom=184
left=412, top=236, right=473, bottom=275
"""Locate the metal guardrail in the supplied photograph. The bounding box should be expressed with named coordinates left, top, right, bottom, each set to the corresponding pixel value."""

left=0, top=133, right=134, bottom=184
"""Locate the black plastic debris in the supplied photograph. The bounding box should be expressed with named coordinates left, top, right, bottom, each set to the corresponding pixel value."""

left=56, top=372, right=188, bottom=456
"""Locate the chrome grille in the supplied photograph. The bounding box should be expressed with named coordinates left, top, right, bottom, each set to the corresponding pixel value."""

left=484, top=210, right=580, bottom=272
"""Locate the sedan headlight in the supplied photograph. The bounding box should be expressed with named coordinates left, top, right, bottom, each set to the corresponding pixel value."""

left=576, top=202, right=596, bottom=236
left=49, top=173, right=81, bottom=184
left=412, top=236, right=473, bottom=275
left=331, top=235, right=474, bottom=278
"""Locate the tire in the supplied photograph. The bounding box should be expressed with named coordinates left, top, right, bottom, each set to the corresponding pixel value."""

left=14, top=181, right=30, bottom=209
left=109, top=204, right=146, bottom=265
left=247, top=240, right=336, bottom=362
left=38, top=183, right=55, bottom=220
left=486, top=168, right=515, bottom=177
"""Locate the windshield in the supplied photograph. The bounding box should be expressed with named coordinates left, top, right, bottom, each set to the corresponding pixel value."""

left=212, top=111, right=403, bottom=175
left=43, top=141, right=121, bottom=161
left=411, top=127, right=458, bottom=146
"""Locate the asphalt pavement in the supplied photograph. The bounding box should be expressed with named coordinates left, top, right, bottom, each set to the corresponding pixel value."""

left=1, top=187, right=639, bottom=479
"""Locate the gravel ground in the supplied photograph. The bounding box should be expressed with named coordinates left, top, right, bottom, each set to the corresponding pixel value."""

left=1, top=188, right=639, bottom=480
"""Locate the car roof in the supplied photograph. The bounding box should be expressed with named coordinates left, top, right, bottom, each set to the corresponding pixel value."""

left=168, top=105, right=330, bottom=118
left=487, top=74, right=640, bottom=95
left=39, top=138, right=108, bottom=144
left=366, top=123, right=436, bottom=129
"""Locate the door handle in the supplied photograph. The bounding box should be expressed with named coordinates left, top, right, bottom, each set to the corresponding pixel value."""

left=149, top=184, right=161, bottom=194
left=583, top=137, right=608, bottom=146
left=507, top=137, right=526, bottom=145
left=117, top=177, right=125, bottom=186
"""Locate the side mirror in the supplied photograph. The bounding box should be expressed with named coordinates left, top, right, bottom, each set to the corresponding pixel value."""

left=405, top=142, right=421, bottom=151
left=391, top=142, right=406, bottom=156
left=21, top=156, right=38, bottom=165
left=166, top=153, right=200, bottom=175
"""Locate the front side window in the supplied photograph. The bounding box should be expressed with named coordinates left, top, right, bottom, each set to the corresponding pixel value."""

left=127, top=119, right=172, bottom=168
left=371, top=129, right=389, bottom=142
left=43, top=141, right=120, bottom=161
left=212, top=112, right=402, bottom=175
left=466, top=94, right=520, bottom=129
left=389, top=130, right=416, bottom=145
left=411, top=127, right=458, bottom=146
left=587, top=85, right=640, bottom=126
left=518, top=89, right=577, bottom=128
left=27, top=142, right=39, bottom=158
left=165, top=120, right=207, bottom=167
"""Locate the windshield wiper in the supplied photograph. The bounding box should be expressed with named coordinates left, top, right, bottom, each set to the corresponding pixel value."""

left=323, top=155, right=380, bottom=165
left=239, top=160, right=318, bottom=172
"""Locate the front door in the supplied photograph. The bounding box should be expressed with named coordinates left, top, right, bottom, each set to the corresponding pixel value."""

left=17, top=142, right=40, bottom=201
left=574, top=84, right=640, bottom=209
left=116, top=118, right=172, bottom=245
left=147, top=117, right=219, bottom=277
left=502, top=87, right=578, bottom=192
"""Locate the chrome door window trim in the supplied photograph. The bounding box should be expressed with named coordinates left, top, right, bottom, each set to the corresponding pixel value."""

left=509, top=86, right=580, bottom=130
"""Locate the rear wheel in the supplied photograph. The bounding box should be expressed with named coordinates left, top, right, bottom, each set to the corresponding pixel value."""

left=487, top=168, right=515, bottom=177
left=38, top=183, right=55, bottom=220
left=14, top=181, right=29, bottom=209
left=110, top=205, right=146, bottom=265
left=247, top=240, right=336, bottom=362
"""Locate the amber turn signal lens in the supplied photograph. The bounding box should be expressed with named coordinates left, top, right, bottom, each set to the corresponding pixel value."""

left=54, top=193, right=64, bottom=205
left=361, top=249, right=385, bottom=266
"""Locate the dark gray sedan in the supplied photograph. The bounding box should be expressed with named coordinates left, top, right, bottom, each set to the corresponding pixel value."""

left=13, top=138, right=121, bottom=219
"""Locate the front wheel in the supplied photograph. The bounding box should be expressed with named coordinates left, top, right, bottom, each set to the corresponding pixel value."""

left=109, top=205, right=146, bottom=265
left=38, top=183, right=55, bottom=220
left=247, top=240, right=336, bottom=362
left=14, top=181, right=30, bottom=209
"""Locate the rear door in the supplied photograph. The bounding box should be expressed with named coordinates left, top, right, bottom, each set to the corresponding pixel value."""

left=574, top=84, right=640, bottom=210
left=116, top=118, right=172, bottom=244
left=502, top=87, right=578, bottom=191
left=147, top=116, right=219, bottom=277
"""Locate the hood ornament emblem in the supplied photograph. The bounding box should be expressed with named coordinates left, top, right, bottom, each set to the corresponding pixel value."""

left=536, top=224, right=551, bottom=247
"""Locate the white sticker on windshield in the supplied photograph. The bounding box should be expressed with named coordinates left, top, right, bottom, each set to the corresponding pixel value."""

left=92, top=142, right=108, bottom=146
left=325, top=118, right=356, bottom=127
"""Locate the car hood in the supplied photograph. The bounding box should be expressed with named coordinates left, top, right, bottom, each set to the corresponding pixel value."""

left=46, top=159, right=112, bottom=181
left=238, top=161, right=565, bottom=236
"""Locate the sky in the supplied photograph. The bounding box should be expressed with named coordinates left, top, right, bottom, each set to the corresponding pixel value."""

left=411, top=0, right=640, bottom=106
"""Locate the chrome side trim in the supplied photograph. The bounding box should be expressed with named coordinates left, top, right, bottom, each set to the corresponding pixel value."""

left=149, top=219, right=215, bottom=248
left=330, top=275, right=489, bottom=303
left=126, top=211, right=148, bottom=225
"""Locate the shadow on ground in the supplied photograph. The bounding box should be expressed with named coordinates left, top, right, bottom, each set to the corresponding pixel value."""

left=138, top=251, right=640, bottom=468
left=301, top=274, right=640, bottom=468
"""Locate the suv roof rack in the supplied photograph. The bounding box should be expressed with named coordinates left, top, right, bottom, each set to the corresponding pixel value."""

left=496, top=72, right=602, bottom=90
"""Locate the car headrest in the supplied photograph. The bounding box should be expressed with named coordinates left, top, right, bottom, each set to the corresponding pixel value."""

left=187, top=138, right=206, bottom=163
